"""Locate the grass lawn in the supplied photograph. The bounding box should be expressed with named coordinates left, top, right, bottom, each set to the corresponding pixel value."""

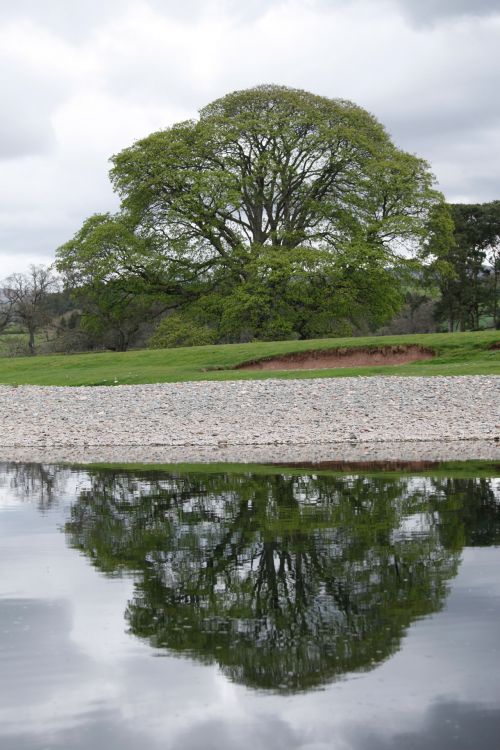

left=0, top=330, right=497, bottom=386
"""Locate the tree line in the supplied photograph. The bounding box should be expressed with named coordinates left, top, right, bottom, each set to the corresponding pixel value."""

left=1, top=85, right=499, bottom=354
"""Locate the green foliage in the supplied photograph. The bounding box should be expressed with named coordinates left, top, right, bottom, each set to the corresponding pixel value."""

left=423, top=201, right=500, bottom=331
left=182, top=243, right=406, bottom=342
left=111, top=85, right=439, bottom=259
left=56, top=213, right=197, bottom=350
left=57, top=213, right=153, bottom=287
left=149, top=313, right=216, bottom=348
left=76, top=280, right=156, bottom=352
left=57, top=85, right=443, bottom=344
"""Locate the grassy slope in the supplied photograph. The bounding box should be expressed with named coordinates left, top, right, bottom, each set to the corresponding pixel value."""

left=0, top=330, right=497, bottom=386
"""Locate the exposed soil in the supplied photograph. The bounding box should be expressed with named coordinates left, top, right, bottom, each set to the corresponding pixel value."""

left=235, top=344, right=435, bottom=371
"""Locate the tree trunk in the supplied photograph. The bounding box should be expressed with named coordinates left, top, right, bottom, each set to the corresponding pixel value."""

left=493, top=261, right=499, bottom=329
left=28, top=328, right=36, bottom=356
left=117, top=330, right=128, bottom=352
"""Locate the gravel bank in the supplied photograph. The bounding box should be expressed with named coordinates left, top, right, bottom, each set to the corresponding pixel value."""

left=2, top=441, right=499, bottom=467
left=1, top=376, right=499, bottom=454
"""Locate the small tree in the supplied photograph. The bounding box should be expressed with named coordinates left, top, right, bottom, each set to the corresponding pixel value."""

left=0, top=289, right=14, bottom=333
left=2, top=266, right=59, bottom=354
left=77, top=280, right=161, bottom=351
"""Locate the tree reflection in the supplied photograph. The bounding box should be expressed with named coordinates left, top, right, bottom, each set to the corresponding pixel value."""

left=0, top=461, right=70, bottom=511
left=427, top=477, right=500, bottom=548
left=65, top=469, right=499, bottom=692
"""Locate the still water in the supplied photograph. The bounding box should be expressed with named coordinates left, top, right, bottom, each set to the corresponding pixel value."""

left=1, top=462, right=499, bottom=749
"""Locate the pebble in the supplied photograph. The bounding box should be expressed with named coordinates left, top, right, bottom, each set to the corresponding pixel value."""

left=0, top=376, right=498, bottom=449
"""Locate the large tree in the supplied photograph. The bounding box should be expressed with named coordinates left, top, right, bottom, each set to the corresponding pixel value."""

left=58, top=85, right=442, bottom=340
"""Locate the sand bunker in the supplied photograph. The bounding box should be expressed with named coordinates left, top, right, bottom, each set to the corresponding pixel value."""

left=236, top=344, right=435, bottom=371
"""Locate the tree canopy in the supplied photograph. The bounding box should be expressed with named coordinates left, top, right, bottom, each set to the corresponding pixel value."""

left=57, top=85, right=443, bottom=343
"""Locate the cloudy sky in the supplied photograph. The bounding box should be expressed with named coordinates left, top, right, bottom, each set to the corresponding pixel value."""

left=0, top=0, right=499, bottom=277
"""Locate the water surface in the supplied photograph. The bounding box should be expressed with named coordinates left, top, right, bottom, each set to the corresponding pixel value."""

left=1, top=462, right=499, bottom=749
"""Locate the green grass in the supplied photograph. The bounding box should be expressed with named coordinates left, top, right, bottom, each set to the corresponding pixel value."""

left=0, top=330, right=497, bottom=386
left=75, top=459, right=500, bottom=480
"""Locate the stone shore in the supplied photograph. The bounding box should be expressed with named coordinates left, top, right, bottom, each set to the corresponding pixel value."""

left=1, top=376, right=499, bottom=463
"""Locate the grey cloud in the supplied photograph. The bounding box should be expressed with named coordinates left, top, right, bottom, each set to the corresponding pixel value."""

left=0, top=224, right=66, bottom=258
left=347, top=699, right=500, bottom=750
left=0, top=218, right=105, bottom=277
left=395, top=0, right=500, bottom=24
left=173, top=715, right=304, bottom=750
left=0, top=597, right=163, bottom=750
left=0, top=699, right=303, bottom=750
left=0, top=711, right=165, bottom=750
left=0, top=60, right=61, bottom=159
left=446, top=174, right=500, bottom=204
left=0, top=109, right=53, bottom=159
left=0, top=0, right=124, bottom=39
left=297, top=0, right=500, bottom=24
left=0, top=599, right=87, bottom=710
left=0, top=0, right=278, bottom=38
left=381, top=110, right=500, bottom=203
left=1, top=1, right=499, bottom=38
left=0, top=598, right=303, bottom=750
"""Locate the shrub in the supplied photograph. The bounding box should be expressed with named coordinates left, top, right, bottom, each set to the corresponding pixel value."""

left=148, top=314, right=217, bottom=349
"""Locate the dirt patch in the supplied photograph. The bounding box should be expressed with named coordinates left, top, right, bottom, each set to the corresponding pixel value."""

left=235, top=345, right=435, bottom=371
left=489, top=341, right=500, bottom=350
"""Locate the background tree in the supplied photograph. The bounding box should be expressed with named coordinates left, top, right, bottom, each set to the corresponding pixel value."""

left=0, top=288, right=14, bottom=333
left=377, top=291, right=439, bottom=335
left=481, top=201, right=500, bottom=328
left=424, top=201, right=500, bottom=331
left=2, top=265, right=59, bottom=354
left=74, top=278, right=161, bottom=352
left=58, top=85, right=442, bottom=342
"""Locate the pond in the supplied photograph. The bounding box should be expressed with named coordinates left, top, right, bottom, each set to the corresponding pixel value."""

left=1, top=461, right=499, bottom=749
